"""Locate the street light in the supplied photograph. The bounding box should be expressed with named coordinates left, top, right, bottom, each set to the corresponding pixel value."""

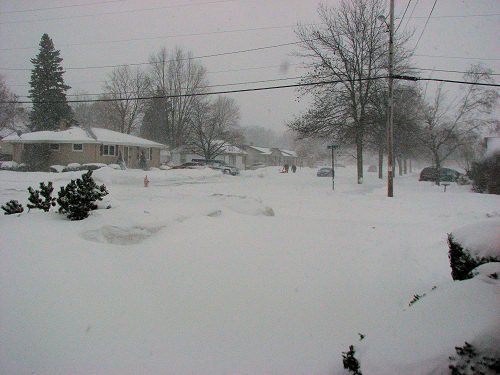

left=378, top=0, right=395, bottom=197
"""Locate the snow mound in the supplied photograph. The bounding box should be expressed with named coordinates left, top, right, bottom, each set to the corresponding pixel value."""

left=210, top=193, right=275, bottom=216
left=451, top=219, right=500, bottom=259
left=470, top=262, right=500, bottom=283
left=81, top=224, right=165, bottom=245
left=344, top=273, right=500, bottom=375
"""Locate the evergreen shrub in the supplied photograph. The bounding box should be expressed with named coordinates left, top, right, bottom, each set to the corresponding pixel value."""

left=27, top=181, right=56, bottom=211
left=342, top=345, right=362, bottom=375
left=449, top=342, right=500, bottom=375
left=448, top=234, right=498, bottom=280
left=57, top=170, right=108, bottom=220
left=2, top=200, right=24, bottom=215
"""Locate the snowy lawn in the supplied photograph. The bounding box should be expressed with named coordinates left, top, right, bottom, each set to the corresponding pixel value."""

left=0, top=166, right=498, bottom=374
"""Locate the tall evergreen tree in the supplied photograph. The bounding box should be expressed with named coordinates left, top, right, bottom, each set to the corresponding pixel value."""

left=29, top=33, right=73, bottom=131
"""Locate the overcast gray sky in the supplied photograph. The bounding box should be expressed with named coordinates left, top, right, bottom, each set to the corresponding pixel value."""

left=1, top=0, right=499, bottom=133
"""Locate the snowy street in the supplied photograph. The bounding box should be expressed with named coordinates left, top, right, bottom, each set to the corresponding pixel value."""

left=1, top=166, right=499, bottom=374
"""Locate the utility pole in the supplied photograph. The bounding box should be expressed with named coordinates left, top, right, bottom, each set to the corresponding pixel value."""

left=387, top=0, right=395, bottom=197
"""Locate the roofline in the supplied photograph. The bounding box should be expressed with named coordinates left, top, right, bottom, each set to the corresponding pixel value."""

left=4, top=139, right=164, bottom=148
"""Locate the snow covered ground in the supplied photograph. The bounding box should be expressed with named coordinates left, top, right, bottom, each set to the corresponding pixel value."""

left=0, top=166, right=498, bottom=374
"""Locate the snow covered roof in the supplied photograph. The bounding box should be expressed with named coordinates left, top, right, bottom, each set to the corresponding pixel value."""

left=280, top=149, right=297, bottom=158
left=247, top=146, right=272, bottom=155
left=223, top=144, right=246, bottom=155
left=2, top=127, right=165, bottom=148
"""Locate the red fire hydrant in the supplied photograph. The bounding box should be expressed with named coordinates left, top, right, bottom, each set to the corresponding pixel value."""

left=144, top=175, right=149, bottom=187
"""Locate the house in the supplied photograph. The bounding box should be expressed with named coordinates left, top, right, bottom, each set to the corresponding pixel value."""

left=2, top=126, right=165, bottom=168
left=272, top=148, right=298, bottom=167
left=240, top=145, right=300, bottom=168
left=169, top=144, right=247, bottom=170
left=239, top=145, right=273, bottom=167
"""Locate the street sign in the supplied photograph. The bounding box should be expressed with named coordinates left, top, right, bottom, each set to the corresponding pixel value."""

left=327, top=144, right=338, bottom=150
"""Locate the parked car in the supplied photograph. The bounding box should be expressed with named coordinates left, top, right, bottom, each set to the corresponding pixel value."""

left=170, top=162, right=204, bottom=169
left=221, top=165, right=240, bottom=176
left=248, top=162, right=267, bottom=170
left=317, top=167, right=334, bottom=177
left=419, top=167, right=462, bottom=182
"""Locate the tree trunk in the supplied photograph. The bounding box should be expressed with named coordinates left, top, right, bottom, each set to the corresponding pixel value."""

left=356, top=136, right=363, bottom=184
left=409, top=159, right=412, bottom=173
left=403, top=158, right=408, bottom=174
left=378, top=144, right=383, bottom=179
left=398, top=158, right=403, bottom=176
left=434, top=153, right=441, bottom=185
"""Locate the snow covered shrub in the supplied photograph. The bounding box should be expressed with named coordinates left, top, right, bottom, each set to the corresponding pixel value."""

left=449, top=342, right=500, bottom=375
left=1, top=200, right=24, bottom=215
left=448, top=220, right=500, bottom=280
left=27, top=181, right=56, bottom=212
left=342, top=345, right=362, bottom=375
left=57, top=170, right=108, bottom=220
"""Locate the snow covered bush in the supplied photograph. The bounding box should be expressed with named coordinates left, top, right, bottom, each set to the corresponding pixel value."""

left=342, top=345, right=362, bottom=375
left=27, top=181, right=56, bottom=212
left=1, top=200, right=24, bottom=215
left=449, top=342, right=500, bottom=375
left=57, top=170, right=108, bottom=220
left=448, top=219, right=500, bottom=280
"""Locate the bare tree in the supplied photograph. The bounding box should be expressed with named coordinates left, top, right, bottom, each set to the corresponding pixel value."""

left=187, top=95, right=241, bottom=159
left=0, top=75, right=24, bottom=132
left=416, top=65, right=499, bottom=183
left=103, top=66, right=149, bottom=134
left=366, top=81, right=424, bottom=178
left=292, top=0, right=391, bottom=184
left=144, top=47, right=208, bottom=147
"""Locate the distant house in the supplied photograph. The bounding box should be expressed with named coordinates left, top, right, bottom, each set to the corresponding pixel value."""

left=170, top=143, right=247, bottom=170
left=240, top=145, right=300, bottom=168
left=2, top=126, right=165, bottom=168
left=239, top=145, right=273, bottom=167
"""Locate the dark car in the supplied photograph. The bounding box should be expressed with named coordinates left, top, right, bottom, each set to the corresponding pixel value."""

left=170, top=162, right=204, bottom=169
left=419, top=167, right=461, bottom=182
left=317, top=167, right=334, bottom=177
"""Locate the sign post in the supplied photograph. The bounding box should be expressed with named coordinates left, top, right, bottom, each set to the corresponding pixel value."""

left=327, top=144, right=338, bottom=191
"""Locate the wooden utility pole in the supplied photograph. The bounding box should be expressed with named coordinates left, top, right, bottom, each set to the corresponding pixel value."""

left=387, top=0, right=395, bottom=197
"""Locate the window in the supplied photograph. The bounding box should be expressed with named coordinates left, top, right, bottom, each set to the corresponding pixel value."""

left=100, top=144, right=117, bottom=156
left=72, top=143, right=83, bottom=152
left=50, top=144, right=60, bottom=151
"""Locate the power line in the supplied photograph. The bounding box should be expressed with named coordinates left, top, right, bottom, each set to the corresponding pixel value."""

left=5, top=75, right=499, bottom=105
left=15, top=75, right=311, bottom=99
left=413, top=54, right=500, bottom=61
left=413, top=0, right=437, bottom=51
left=0, top=40, right=305, bottom=71
left=396, top=0, right=412, bottom=32
left=403, top=0, right=419, bottom=30
left=4, top=76, right=390, bottom=104
left=0, top=0, right=239, bottom=25
left=407, top=13, right=500, bottom=19
left=0, top=0, right=128, bottom=14
left=396, top=75, right=500, bottom=87
left=410, top=67, right=500, bottom=76
left=4, top=48, right=498, bottom=73
left=0, top=24, right=305, bottom=52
